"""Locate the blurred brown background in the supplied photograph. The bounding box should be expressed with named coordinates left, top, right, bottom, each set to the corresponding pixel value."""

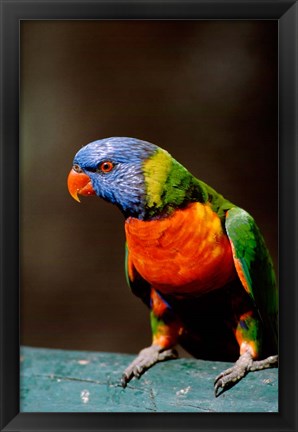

left=20, top=20, right=278, bottom=355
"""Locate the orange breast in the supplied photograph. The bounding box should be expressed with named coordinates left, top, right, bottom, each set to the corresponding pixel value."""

left=125, top=202, right=236, bottom=296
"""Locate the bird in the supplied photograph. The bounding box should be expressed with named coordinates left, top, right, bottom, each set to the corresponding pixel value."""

left=67, top=136, right=278, bottom=397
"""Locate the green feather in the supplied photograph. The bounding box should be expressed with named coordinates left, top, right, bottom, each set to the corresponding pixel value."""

left=225, top=207, right=278, bottom=347
left=143, top=149, right=233, bottom=219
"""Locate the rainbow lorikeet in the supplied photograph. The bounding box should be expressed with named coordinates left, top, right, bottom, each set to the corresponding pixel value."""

left=67, top=137, right=278, bottom=397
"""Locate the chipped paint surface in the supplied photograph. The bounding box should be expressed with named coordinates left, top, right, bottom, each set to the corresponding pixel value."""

left=176, top=386, right=191, bottom=396
left=78, top=360, right=90, bottom=365
left=80, top=389, right=90, bottom=404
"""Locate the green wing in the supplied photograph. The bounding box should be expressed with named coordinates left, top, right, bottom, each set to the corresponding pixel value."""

left=225, top=207, right=278, bottom=345
left=125, top=243, right=151, bottom=307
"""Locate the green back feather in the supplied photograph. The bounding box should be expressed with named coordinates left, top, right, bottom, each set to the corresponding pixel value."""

left=143, top=149, right=233, bottom=219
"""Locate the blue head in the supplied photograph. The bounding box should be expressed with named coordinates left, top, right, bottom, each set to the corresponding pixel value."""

left=68, top=137, right=158, bottom=218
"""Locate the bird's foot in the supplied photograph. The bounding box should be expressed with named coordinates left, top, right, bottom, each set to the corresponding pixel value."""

left=249, top=354, right=278, bottom=371
left=214, top=352, right=278, bottom=397
left=121, top=344, right=178, bottom=388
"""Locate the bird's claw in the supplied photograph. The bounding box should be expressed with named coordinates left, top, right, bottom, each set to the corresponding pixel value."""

left=214, top=364, right=248, bottom=397
left=214, top=353, right=278, bottom=397
left=214, top=351, right=252, bottom=397
left=121, top=345, right=178, bottom=388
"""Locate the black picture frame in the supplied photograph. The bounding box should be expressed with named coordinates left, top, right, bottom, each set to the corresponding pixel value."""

left=0, top=0, right=297, bottom=431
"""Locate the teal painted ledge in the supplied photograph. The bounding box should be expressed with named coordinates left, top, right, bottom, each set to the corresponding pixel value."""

left=20, top=346, right=278, bottom=413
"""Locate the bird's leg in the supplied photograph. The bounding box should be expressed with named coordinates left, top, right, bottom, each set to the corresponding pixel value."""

left=121, top=289, right=182, bottom=388
left=214, top=310, right=278, bottom=397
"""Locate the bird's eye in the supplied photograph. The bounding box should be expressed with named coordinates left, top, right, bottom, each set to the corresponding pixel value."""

left=98, top=161, right=114, bottom=173
left=73, top=164, right=83, bottom=173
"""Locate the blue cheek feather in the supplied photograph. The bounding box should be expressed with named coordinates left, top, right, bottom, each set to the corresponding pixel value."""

left=87, top=161, right=147, bottom=218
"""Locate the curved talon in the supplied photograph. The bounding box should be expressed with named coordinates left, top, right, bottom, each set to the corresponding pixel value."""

left=214, top=369, right=247, bottom=397
left=214, top=367, right=234, bottom=384
left=214, top=380, right=226, bottom=398
left=120, top=345, right=178, bottom=388
left=214, top=353, right=278, bottom=397
left=121, top=374, right=129, bottom=388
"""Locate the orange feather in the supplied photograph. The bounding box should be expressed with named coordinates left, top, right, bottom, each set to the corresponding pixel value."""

left=125, top=202, right=236, bottom=296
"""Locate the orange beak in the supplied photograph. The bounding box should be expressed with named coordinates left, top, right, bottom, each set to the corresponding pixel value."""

left=67, top=168, right=96, bottom=202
